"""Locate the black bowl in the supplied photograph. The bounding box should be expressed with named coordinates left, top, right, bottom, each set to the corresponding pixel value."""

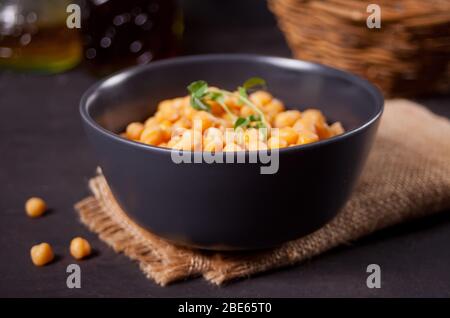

left=80, top=54, right=383, bottom=250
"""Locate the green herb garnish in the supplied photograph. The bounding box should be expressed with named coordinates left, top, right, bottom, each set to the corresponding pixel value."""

left=234, top=117, right=250, bottom=129
left=248, top=114, right=261, bottom=122
left=187, top=80, right=211, bottom=111
left=242, top=77, right=266, bottom=90
left=187, top=80, right=208, bottom=96
left=187, top=77, right=269, bottom=130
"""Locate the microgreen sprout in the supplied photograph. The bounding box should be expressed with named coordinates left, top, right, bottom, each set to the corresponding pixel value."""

left=187, top=77, right=268, bottom=132
left=187, top=80, right=211, bottom=112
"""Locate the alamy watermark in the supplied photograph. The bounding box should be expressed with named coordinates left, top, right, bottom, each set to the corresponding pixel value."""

left=366, top=264, right=381, bottom=288
left=170, top=120, right=280, bottom=175
left=66, top=3, right=382, bottom=30
left=366, top=4, right=381, bottom=29
left=66, top=4, right=81, bottom=29
left=66, top=264, right=81, bottom=289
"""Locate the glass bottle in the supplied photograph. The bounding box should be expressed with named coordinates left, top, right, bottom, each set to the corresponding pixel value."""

left=0, top=0, right=82, bottom=73
left=80, top=0, right=181, bottom=75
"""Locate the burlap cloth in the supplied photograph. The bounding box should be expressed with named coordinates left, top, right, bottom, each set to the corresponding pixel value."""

left=75, top=99, right=450, bottom=286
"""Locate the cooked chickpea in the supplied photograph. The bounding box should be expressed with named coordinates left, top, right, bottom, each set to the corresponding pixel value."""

left=268, top=136, right=288, bottom=149
left=223, top=142, right=244, bottom=152
left=167, top=136, right=182, bottom=148
left=242, top=129, right=266, bottom=150
left=300, top=109, right=327, bottom=135
left=156, top=101, right=179, bottom=122
left=316, top=123, right=334, bottom=139
left=192, top=111, right=214, bottom=131
left=159, top=120, right=173, bottom=141
left=223, top=94, right=240, bottom=109
left=302, top=109, right=325, bottom=122
left=250, top=90, right=272, bottom=106
left=70, top=237, right=92, bottom=260
left=293, top=118, right=310, bottom=132
left=330, top=122, right=344, bottom=135
left=203, top=127, right=223, bottom=152
left=221, top=113, right=235, bottom=123
left=172, top=127, right=187, bottom=138
left=264, top=99, right=285, bottom=115
left=208, top=101, right=225, bottom=116
left=173, top=117, right=191, bottom=129
left=204, top=127, right=223, bottom=144
left=144, top=117, right=158, bottom=128
left=167, top=127, right=185, bottom=147
left=172, top=97, right=188, bottom=109
left=279, top=127, right=299, bottom=145
left=243, top=128, right=259, bottom=147
left=240, top=105, right=254, bottom=117
left=215, top=118, right=232, bottom=129
left=123, top=88, right=344, bottom=151
left=30, top=242, right=54, bottom=266
left=297, top=131, right=319, bottom=145
left=224, top=130, right=237, bottom=145
left=25, top=197, right=47, bottom=218
left=172, top=130, right=201, bottom=151
left=140, top=127, right=163, bottom=145
left=233, top=129, right=247, bottom=148
left=249, top=141, right=267, bottom=151
left=274, top=110, right=301, bottom=128
left=126, top=122, right=144, bottom=140
left=157, top=99, right=173, bottom=111
left=183, top=106, right=197, bottom=120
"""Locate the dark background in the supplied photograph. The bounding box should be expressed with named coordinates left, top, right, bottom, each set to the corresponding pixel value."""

left=1, top=0, right=449, bottom=297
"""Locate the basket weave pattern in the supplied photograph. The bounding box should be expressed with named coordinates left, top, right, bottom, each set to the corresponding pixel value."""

left=269, top=0, right=450, bottom=96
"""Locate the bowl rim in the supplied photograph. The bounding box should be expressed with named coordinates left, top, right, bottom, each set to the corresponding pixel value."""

left=80, top=54, right=384, bottom=154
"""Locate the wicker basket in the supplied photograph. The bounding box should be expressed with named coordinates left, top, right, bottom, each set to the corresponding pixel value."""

left=269, top=0, right=450, bottom=97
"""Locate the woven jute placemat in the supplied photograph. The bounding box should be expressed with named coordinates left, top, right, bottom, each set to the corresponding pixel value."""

left=75, top=99, right=450, bottom=286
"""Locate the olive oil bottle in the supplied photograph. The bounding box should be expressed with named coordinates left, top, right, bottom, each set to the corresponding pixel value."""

left=0, top=0, right=82, bottom=73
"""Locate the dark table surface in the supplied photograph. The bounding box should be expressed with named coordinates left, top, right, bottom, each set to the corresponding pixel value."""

left=1, top=1, right=450, bottom=297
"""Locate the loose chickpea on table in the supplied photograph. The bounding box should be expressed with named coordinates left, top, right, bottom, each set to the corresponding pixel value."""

left=25, top=197, right=47, bottom=218
left=70, top=237, right=92, bottom=260
left=30, top=242, right=54, bottom=266
left=28, top=237, right=92, bottom=267
left=122, top=79, right=345, bottom=151
left=24, top=195, right=94, bottom=265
